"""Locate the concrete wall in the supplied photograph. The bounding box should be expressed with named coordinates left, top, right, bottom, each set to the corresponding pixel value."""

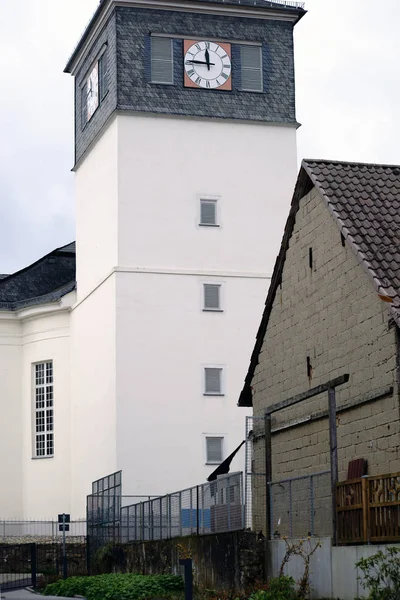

left=0, top=316, right=22, bottom=518
left=21, top=303, right=73, bottom=518
left=75, top=117, right=118, bottom=299
left=117, top=114, right=297, bottom=275
left=70, top=275, right=117, bottom=517
left=94, top=531, right=265, bottom=592
left=251, top=186, right=400, bottom=532
left=271, top=538, right=400, bottom=600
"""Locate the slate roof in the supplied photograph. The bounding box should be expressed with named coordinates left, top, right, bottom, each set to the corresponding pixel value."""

left=238, top=159, right=400, bottom=407
left=0, top=242, right=76, bottom=311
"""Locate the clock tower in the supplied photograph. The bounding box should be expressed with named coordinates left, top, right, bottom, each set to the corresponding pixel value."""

left=65, top=0, right=305, bottom=513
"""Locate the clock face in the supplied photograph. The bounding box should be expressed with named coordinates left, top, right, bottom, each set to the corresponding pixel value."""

left=87, top=63, right=99, bottom=121
left=184, top=40, right=232, bottom=90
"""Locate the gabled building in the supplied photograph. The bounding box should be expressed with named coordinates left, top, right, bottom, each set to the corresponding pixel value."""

left=0, top=0, right=305, bottom=518
left=239, top=159, right=400, bottom=533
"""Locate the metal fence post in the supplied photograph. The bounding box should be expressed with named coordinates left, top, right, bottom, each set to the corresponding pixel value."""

left=168, top=495, right=172, bottom=539
left=179, top=558, right=193, bottom=600
left=160, top=497, right=163, bottom=540
left=189, top=488, right=193, bottom=534
left=179, top=492, right=182, bottom=537
left=227, top=476, right=231, bottom=531
left=289, top=480, right=293, bottom=538
left=196, top=486, right=199, bottom=536
left=310, top=475, right=315, bottom=536
left=31, top=543, right=37, bottom=589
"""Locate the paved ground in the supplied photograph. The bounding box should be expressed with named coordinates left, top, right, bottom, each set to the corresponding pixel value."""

left=1, top=590, right=79, bottom=600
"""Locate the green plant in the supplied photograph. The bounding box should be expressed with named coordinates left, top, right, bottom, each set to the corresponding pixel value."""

left=43, top=573, right=184, bottom=600
left=249, top=576, right=297, bottom=600
left=356, top=546, right=400, bottom=600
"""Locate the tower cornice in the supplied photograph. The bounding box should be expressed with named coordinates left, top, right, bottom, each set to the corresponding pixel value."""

left=65, top=0, right=305, bottom=75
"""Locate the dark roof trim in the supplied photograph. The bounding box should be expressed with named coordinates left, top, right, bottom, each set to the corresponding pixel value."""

left=0, top=281, right=76, bottom=312
left=238, top=165, right=312, bottom=407
left=65, top=0, right=305, bottom=73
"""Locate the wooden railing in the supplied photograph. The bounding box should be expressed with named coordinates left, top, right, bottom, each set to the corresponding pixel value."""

left=337, top=472, right=400, bottom=544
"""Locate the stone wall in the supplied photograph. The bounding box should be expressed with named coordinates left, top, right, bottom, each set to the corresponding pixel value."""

left=94, top=532, right=265, bottom=592
left=251, top=186, right=400, bottom=533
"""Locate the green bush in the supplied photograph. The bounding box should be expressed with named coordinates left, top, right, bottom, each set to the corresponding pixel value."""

left=249, top=576, right=297, bottom=600
left=43, top=573, right=184, bottom=600
left=356, top=547, right=400, bottom=600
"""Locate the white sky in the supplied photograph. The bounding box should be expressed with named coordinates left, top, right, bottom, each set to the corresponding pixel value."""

left=0, top=0, right=399, bottom=273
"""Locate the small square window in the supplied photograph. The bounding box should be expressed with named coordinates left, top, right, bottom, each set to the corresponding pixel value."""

left=200, top=199, right=218, bottom=226
left=204, top=367, right=223, bottom=395
left=206, top=437, right=224, bottom=464
left=203, top=284, right=221, bottom=311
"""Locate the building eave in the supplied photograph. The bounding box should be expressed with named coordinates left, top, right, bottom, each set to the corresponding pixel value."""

left=65, top=0, right=305, bottom=75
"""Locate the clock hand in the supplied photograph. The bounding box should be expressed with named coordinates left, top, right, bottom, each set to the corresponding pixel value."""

left=205, top=49, right=210, bottom=71
left=187, top=60, right=215, bottom=66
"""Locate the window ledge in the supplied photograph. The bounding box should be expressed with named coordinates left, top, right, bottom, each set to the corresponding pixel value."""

left=32, top=455, right=54, bottom=460
left=150, top=81, right=175, bottom=86
left=203, top=308, right=224, bottom=313
left=199, top=223, right=220, bottom=228
left=204, top=393, right=225, bottom=397
left=239, top=88, right=264, bottom=94
left=206, top=461, right=222, bottom=465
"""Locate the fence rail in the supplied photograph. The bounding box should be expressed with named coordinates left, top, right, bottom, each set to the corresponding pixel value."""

left=337, top=472, right=400, bottom=544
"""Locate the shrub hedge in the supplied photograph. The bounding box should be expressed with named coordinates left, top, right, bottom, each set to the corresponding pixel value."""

left=43, top=573, right=184, bottom=600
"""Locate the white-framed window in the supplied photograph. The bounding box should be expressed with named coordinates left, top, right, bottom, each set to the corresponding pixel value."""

left=206, top=436, right=224, bottom=464
left=199, top=197, right=219, bottom=227
left=240, top=45, right=263, bottom=92
left=204, top=367, right=224, bottom=396
left=203, top=283, right=222, bottom=311
left=151, top=36, right=174, bottom=84
left=33, top=361, right=54, bottom=458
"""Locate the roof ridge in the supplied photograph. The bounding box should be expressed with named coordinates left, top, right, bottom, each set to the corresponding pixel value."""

left=303, top=158, right=400, bottom=170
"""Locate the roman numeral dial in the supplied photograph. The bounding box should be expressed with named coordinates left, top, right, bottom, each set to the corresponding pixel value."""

left=184, top=40, right=232, bottom=90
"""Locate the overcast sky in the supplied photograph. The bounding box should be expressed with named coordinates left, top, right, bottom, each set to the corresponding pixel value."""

left=0, top=0, right=399, bottom=273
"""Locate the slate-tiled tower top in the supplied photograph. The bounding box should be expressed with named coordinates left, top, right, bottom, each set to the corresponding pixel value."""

left=65, top=0, right=305, bottom=165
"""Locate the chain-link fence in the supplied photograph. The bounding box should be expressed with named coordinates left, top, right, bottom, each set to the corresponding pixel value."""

left=120, top=473, right=243, bottom=542
left=269, top=471, right=332, bottom=538
left=245, top=416, right=332, bottom=537
left=87, top=472, right=243, bottom=545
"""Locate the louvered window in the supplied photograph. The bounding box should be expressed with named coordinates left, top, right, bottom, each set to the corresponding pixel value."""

left=204, top=284, right=221, bottom=311
left=99, top=51, right=109, bottom=100
left=151, top=37, right=173, bottom=84
left=34, top=362, right=54, bottom=458
left=206, top=437, right=223, bottom=464
left=204, top=367, right=223, bottom=395
left=241, top=46, right=263, bottom=92
left=200, top=199, right=217, bottom=226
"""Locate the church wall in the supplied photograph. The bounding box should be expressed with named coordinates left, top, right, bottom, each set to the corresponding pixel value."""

left=70, top=275, right=117, bottom=517
left=75, top=117, right=118, bottom=300
left=0, top=318, right=22, bottom=517
left=20, top=309, right=72, bottom=518
left=117, top=114, right=298, bottom=276
left=114, top=270, right=266, bottom=496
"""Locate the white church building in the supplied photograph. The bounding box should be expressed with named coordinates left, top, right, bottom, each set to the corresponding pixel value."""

left=0, top=0, right=304, bottom=519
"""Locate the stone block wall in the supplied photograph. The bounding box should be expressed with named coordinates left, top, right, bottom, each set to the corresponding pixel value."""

left=251, top=186, right=400, bottom=533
